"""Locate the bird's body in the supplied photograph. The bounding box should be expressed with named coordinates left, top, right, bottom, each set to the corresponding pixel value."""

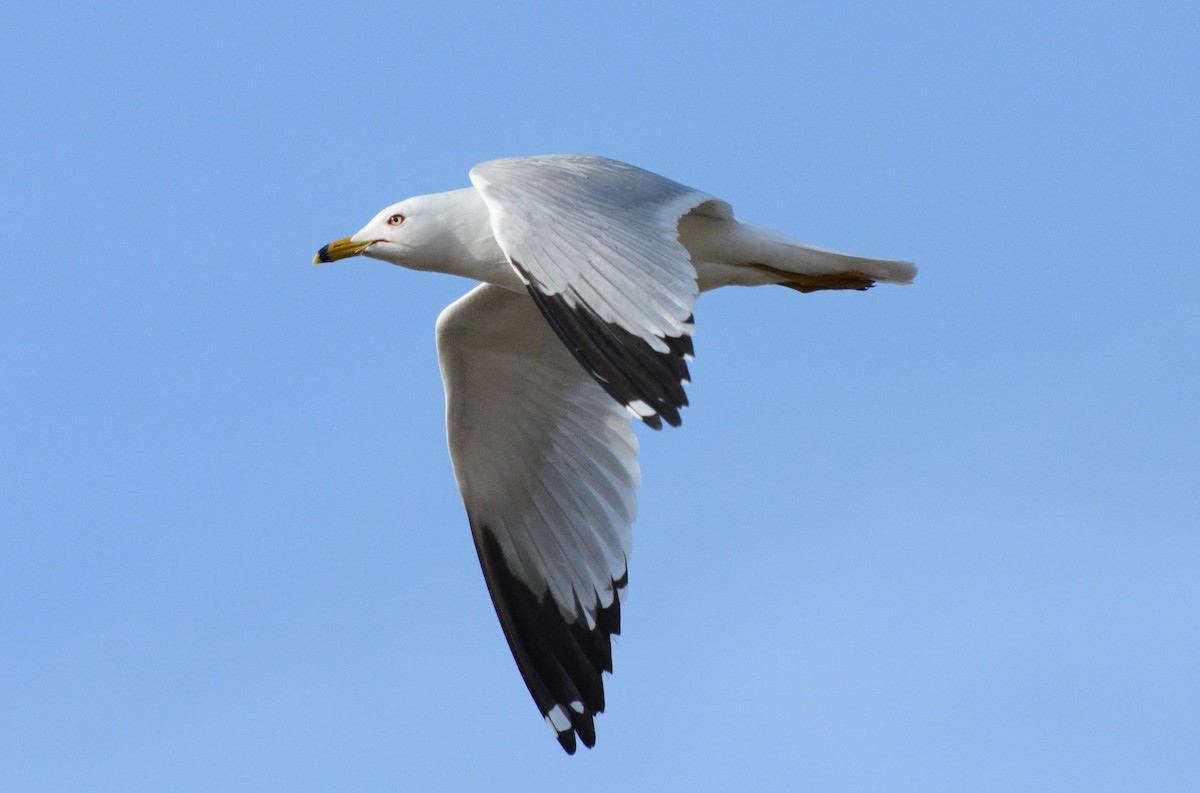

left=316, top=155, right=915, bottom=753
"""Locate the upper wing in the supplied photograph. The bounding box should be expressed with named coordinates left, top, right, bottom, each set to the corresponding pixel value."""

left=469, top=155, right=733, bottom=429
left=436, top=283, right=641, bottom=754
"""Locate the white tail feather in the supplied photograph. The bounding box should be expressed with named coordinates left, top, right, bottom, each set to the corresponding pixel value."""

left=679, top=214, right=916, bottom=290
left=732, top=221, right=917, bottom=284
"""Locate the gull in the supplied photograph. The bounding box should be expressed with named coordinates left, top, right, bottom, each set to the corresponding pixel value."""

left=315, top=155, right=915, bottom=753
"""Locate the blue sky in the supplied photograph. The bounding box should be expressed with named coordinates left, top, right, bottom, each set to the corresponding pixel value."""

left=3, top=1, right=1198, bottom=790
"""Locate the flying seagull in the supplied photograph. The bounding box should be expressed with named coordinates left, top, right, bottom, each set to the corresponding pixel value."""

left=315, top=155, right=915, bottom=753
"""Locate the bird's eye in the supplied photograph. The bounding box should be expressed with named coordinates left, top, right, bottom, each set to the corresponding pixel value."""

left=387, top=213, right=405, bottom=226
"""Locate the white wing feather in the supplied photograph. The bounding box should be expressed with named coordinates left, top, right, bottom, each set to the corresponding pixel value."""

left=436, top=283, right=639, bottom=617
left=436, top=283, right=641, bottom=752
left=469, top=155, right=732, bottom=347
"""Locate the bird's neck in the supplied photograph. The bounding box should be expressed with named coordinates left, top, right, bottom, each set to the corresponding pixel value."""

left=415, top=188, right=524, bottom=291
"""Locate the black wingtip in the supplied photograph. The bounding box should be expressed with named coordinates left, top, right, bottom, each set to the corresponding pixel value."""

left=520, top=280, right=693, bottom=429
left=573, top=713, right=597, bottom=749
left=555, top=725, right=578, bottom=754
left=473, top=526, right=624, bottom=755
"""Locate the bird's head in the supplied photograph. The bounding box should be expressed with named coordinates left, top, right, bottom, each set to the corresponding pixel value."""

left=313, top=196, right=422, bottom=266
left=313, top=188, right=489, bottom=272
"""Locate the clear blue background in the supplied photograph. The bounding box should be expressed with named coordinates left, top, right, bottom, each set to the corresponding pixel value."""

left=3, top=1, right=1198, bottom=790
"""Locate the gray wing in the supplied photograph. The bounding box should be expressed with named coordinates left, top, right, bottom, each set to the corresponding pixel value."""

left=435, top=283, right=641, bottom=754
left=469, top=155, right=733, bottom=429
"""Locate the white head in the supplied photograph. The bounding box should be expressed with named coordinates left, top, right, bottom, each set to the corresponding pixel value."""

left=314, top=187, right=498, bottom=274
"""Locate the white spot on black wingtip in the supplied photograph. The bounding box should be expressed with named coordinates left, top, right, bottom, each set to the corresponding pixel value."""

left=546, top=704, right=572, bottom=732
left=625, top=399, right=656, bottom=420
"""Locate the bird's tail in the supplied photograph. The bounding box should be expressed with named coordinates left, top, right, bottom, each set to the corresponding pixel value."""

left=733, top=221, right=917, bottom=292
